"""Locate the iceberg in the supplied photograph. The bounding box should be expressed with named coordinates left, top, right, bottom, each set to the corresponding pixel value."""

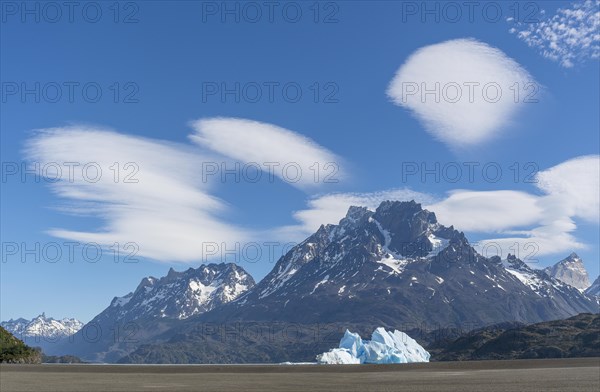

left=316, top=327, right=430, bottom=364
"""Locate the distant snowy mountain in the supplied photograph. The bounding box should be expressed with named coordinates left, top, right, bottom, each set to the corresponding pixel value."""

left=544, top=253, right=591, bottom=291
left=57, top=262, right=254, bottom=362
left=1, top=313, right=83, bottom=352
left=586, top=276, right=600, bottom=298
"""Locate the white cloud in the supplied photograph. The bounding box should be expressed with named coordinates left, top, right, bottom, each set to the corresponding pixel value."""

left=24, top=124, right=599, bottom=266
left=476, top=218, right=584, bottom=263
left=189, top=117, right=345, bottom=189
left=509, top=0, right=600, bottom=68
left=429, top=156, right=599, bottom=260
left=429, top=189, right=586, bottom=261
left=24, top=119, right=347, bottom=263
left=275, top=189, right=435, bottom=241
left=535, top=155, right=600, bottom=223
left=25, top=125, right=249, bottom=263
left=425, top=190, right=543, bottom=232
left=387, top=38, right=537, bottom=148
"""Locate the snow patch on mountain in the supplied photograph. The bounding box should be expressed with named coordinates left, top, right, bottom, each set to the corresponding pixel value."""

left=503, top=263, right=548, bottom=297
left=311, top=275, right=330, bottom=294
left=375, top=254, right=409, bottom=275
left=427, top=234, right=449, bottom=257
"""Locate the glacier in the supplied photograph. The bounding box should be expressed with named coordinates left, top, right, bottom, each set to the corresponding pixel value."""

left=317, top=328, right=430, bottom=364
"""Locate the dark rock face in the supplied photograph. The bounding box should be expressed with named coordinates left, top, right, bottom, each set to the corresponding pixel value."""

left=373, top=200, right=437, bottom=257
left=429, top=313, right=600, bottom=361
left=118, top=201, right=598, bottom=363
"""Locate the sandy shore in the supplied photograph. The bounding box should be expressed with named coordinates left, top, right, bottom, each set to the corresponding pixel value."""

left=2, top=358, right=599, bottom=391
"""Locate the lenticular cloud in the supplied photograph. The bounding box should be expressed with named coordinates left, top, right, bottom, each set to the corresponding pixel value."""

left=387, top=38, right=536, bottom=148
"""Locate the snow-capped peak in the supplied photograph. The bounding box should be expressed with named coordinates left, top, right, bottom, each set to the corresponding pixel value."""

left=103, top=262, right=255, bottom=321
left=255, top=200, right=461, bottom=300
left=1, top=313, right=83, bottom=340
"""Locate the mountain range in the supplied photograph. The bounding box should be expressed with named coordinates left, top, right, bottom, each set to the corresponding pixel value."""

left=116, top=201, right=597, bottom=363
left=0, top=313, right=83, bottom=353
left=5, top=201, right=599, bottom=363
left=51, top=262, right=254, bottom=361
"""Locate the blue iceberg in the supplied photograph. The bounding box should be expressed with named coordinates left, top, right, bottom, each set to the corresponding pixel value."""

left=317, top=327, right=430, bottom=364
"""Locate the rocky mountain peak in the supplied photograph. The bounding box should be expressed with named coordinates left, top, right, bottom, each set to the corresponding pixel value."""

left=505, top=254, right=526, bottom=269
left=372, top=201, right=447, bottom=258
left=374, top=200, right=437, bottom=229
left=108, top=262, right=255, bottom=321
left=181, top=200, right=596, bottom=338
left=544, top=253, right=591, bottom=291
left=340, top=206, right=372, bottom=228
left=60, top=262, right=257, bottom=362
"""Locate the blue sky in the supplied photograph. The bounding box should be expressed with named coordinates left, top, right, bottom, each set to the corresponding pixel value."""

left=1, top=1, right=599, bottom=322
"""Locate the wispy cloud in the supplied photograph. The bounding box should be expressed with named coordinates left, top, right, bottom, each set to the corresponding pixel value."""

left=25, top=119, right=347, bottom=262
left=387, top=38, right=536, bottom=149
left=434, top=156, right=599, bottom=259
left=189, top=117, right=345, bottom=190
left=509, top=0, right=600, bottom=68
left=25, top=125, right=249, bottom=263
left=433, top=190, right=586, bottom=259
left=427, top=190, right=543, bottom=232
